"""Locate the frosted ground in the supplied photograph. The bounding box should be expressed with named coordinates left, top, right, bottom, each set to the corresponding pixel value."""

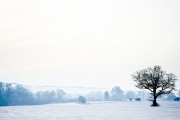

left=0, top=101, right=180, bottom=120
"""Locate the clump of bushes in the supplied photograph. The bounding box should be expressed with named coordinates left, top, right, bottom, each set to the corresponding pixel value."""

left=78, top=96, right=86, bottom=104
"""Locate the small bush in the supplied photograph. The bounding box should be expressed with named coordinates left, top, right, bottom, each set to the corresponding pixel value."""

left=174, top=97, right=180, bottom=101
left=78, top=96, right=86, bottom=104
left=135, top=98, right=141, bottom=101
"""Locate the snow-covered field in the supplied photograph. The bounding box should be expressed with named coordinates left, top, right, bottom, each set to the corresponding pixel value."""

left=0, top=101, right=180, bottom=120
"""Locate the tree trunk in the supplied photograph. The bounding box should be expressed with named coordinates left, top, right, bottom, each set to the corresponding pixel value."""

left=152, top=95, right=158, bottom=106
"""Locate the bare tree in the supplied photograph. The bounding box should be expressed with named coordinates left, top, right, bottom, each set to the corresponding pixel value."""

left=132, top=66, right=177, bottom=106
left=111, top=86, right=124, bottom=101
left=104, top=91, right=109, bottom=101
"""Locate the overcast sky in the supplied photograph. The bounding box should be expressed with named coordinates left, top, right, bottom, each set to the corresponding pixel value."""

left=0, top=0, right=180, bottom=90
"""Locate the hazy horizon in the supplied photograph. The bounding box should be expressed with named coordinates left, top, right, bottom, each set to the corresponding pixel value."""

left=0, top=0, right=180, bottom=90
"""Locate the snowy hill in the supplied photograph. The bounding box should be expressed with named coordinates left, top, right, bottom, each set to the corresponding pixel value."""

left=25, top=85, right=108, bottom=95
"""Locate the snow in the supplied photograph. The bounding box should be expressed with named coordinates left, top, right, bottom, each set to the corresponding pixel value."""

left=0, top=101, right=180, bottom=120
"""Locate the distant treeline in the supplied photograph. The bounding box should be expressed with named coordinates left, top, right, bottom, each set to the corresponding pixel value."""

left=0, top=82, right=67, bottom=106
left=0, top=82, right=179, bottom=106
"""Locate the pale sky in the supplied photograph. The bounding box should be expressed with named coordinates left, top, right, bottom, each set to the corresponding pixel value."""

left=0, top=0, right=180, bottom=90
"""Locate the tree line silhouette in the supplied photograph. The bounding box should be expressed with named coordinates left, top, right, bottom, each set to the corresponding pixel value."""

left=0, top=82, right=145, bottom=106
left=0, top=82, right=66, bottom=106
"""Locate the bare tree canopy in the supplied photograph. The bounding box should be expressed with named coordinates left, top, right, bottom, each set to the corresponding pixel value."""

left=132, top=66, right=177, bottom=106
